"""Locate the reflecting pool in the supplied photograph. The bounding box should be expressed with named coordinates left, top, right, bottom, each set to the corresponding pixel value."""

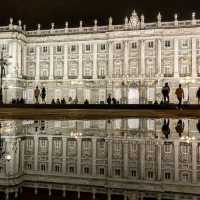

left=0, top=118, right=200, bottom=200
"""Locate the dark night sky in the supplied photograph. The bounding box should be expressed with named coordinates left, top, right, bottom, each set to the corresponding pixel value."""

left=1, top=0, right=200, bottom=29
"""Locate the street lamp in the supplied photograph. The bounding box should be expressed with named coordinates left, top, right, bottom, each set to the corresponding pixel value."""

left=0, top=48, right=7, bottom=104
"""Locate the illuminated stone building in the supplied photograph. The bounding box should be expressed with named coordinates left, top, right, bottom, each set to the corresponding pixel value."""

left=0, top=118, right=200, bottom=199
left=1, top=11, right=200, bottom=103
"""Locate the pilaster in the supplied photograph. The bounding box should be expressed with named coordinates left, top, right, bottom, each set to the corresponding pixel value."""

left=174, top=39, right=179, bottom=77
left=157, top=39, right=162, bottom=76
left=64, top=44, right=68, bottom=80
left=92, top=137, right=97, bottom=176
left=192, top=141, right=197, bottom=183
left=77, top=138, right=81, bottom=176
left=123, top=140, right=128, bottom=178
left=192, top=38, right=197, bottom=78
left=78, top=43, right=83, bottom=79
left=108, top=41, right=113, bottom=78
left=17, top=42, right=22, bottom=78
left=174, top=140, right=179, bottom=181
left=140, top=40, right=145, bottom=77
left=107, top=139, right=112, bottom=177
left=124, top=40, right=129, bottom=77
left=48, top=136, right=52, bottom=172
left=23, top=45, right=27, bottom=76
left=140, top=141, right=145, bottom=179
left=49, top=46, right=54, bottom=80
left=93, top=43, right=98, bottom=79
left=157, top=144, right=162, bottom=180
left=63, top=137, right=67, bottom=174
left=34, top=135, right=38, bottom=171
left=36, top=46, right=40, bottom=81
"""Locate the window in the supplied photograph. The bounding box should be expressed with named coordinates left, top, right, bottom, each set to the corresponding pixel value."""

left=116, top=43, right=121, bottom=50
left=165, top=172, right=171, bottom=180
left=182, top=173, right=189, bottom=182
left=131, top=170, right=137, bottom=177
left=43, top=46, right=48, bottom=53
left=165, top=40, right=171, bottom=48
left=85, top=44, right=91, bottom=51
left=71, top=45, right=76, bottom=52
left=182, top=40, right=189, bottom=48
left=29, top=47, right=34, bottom=53
left=69, top=166, right=75, bottom=173
left=132, top=42, right=137, bottom=49
left=55, top=164, right=61, bottom=172
left=164, top=143, right=172, bottom=153
left=57, top=46, right=62, bottom=52
left=101, top=44, right=106, bottom=50
left=40, top=164, right=46, bottom=171
left=148, top=171, right=153, bottom=179
left=148, top=41, right=154, bottom=48
left=115, top=169, right=121, bottom=176
left=84, top=167, right=89, bottom=174
left=100, top=168, right=105, bottom=175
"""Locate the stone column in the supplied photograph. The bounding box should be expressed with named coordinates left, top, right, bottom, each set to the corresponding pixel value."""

left=78, top=43, right=83, bottom=79
left=23, top=45, right=27, bottom=76
left=174, top=140, right=179, bottom=181
left=34, top=135, right=38, bottom=171
left=174, top=39, right=179, bottom=77
left=93, top=43, right=98, bottom=79
left=92, top=137, right=97, bottom=176
left=124, top=40, right=129, bottom=77
left=64, top=44, right=68, bottom=80
left=48, top=136, right=52, bottom=173
left=36, top=46, right=40, bottom=81
left=107, top=139, right=112, bottom=177
left=9, top=41, right=17, bottom=78
left=108, top=41, right=113, bottom=78
left=21, top=139, right=24, bottom=172
left=123, top=140, right=128, bottom=178
left=192, top=141, right=197, bottom=183
left=140, top=141, right=145, bottom=179
left=49, top=46, right=54, bottom=80
left=140, top=40, right=145, bottom=77
left=157, top=39, right=162, bottom=76
left=17, top=42, right=22, bottom=78
left=157, top=144, right=162, bottom=180
left=63, top=137, right=67, bottom=174
left=77, top=138, right=81, bottom=176
left=192, top=38, right=197, bottom=78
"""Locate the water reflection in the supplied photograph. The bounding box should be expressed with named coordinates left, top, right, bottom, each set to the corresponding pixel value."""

left=0, top=118, right=200, bottom=199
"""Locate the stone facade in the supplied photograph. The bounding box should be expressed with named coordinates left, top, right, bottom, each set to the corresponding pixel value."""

left=1, top=118, right=200, bottom=199
left=1, top=12, right=200, bottom=103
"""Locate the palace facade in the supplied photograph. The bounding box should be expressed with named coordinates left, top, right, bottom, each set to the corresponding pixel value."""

left=0, top=118, right=200, bottom=199
left=1, top=11, right=200, bottom=103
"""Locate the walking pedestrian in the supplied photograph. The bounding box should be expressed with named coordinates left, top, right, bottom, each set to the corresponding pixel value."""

left=196, top=87, right=200, bottom=104
left=41, top=87, right=46, bottom=104
left=107, top=95, right=111, bottom=104
left=175, top=84, right=184, bottom=110
left=34, top=86, right=40, bottom=104
left=162, top=82, right=170, bottom=104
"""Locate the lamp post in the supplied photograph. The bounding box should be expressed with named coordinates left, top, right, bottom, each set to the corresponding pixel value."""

left=0, top=48, right=7, bottom=104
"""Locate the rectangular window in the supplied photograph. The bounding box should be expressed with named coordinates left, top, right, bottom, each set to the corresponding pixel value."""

left=100, top=168, right=105, bottom=175
left=84, top=167, right=89, bottom=174
left=71, top=45, right=76, bottom=52
left=148, top=171, right=153, bottom=179
left=43, top=46, right=48, bottom=53
left=57, top=46, right=62, bottom=52
left=131, top=170, right=137, bottom=177
left=85, top=44, right=91, bottom=51
left=148, top=41, right=154, bottom=48
left=101, top=44, right=106, bottom=50
left=115, top=169, right=121, bottom=176
left=182, top=40, right=189, bottom=48
left=29, top=47, right=34, bottom=53
left=116, top=43, right=121, bottom=50
left=69, top=166, right=74, bottom=173
left=132, top=42, right=137, bottom=49
left=165, top=172, right=171, bottom=180
left=165, top=40, right=171, bottom=48
left=164, top=143, right=172, bottom=153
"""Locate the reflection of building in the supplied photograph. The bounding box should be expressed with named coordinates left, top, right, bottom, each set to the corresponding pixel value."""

left=1, top=12, right=200, bottom=103
left=0, top=118, right=200, bottom=199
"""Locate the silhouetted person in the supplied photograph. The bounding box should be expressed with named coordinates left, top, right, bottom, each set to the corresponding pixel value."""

left=20, top=98, right=25, bottom=104
left=162, top=82, right=170, bottom=104
left=34, top=86, right=40, bottom=104
left=107, top=95, right=111, bottom=104
left=154, top=100, right=158, bottom=105
left=175, top=120, right=184, bottom=137
left=197, top=120, right=200, bottom=133
left=84, top=99, right=89, bottom=104
left=160, top=100, right=164, bottom=105
left=162, top=119, right=170, bottom=139
left=74, top=97, right=78, bottom=104
left=68, top=96, right=72, bottom=104
left=16, top=98, right=20, bottom=104
left=197, top=88, right=200, bottom=104
left=51, top=99, right=55, bottom=104
left=56, top=98, right=61, bottom=104
left=41, top=87, right=46, bottom=104
left=175, top=84, right=184, bottom=110
left=61, top=98, right=66, bottom=104
left=112, top=97, right=117, bottom=104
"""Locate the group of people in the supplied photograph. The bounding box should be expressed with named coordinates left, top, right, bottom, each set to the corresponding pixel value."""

left=161, top=83, right=200, bottom=109
left=106, top=95, right=119, bottom=104
left=34, top=86, right=46, bottom=104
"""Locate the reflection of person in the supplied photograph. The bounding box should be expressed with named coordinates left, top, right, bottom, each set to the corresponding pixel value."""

left=196, top=120, right=200, bottom=133
left=196, top=88, right=200, bottom=104
left=41, top=87, right=46, bottom=103
left=162, top=119, right=170, bottom=139
left=175, top=120, right=184, bottom=137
